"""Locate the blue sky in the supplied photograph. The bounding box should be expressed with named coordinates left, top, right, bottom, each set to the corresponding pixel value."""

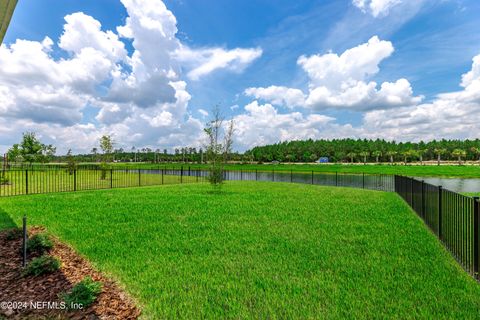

left=1, top=0, right=480, bottom=153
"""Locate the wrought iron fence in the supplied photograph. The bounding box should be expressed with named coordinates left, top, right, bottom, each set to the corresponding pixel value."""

left=0, top=167, right=395, bottom=197
left=395, top=175, right=479, bottom=278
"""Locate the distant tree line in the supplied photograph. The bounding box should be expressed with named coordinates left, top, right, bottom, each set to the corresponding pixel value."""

left=4, top=133, right=246, bottom=166
left=7, top=134, right=480, bottom=167
left=53, top=147, right=245, bottom=164
left=246, top=139, right=480, bottom=164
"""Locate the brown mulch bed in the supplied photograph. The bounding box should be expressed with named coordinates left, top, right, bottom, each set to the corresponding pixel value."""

left=0, top=227, right=141, bottom=319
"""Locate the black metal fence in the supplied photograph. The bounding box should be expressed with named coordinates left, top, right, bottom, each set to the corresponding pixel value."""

left=223, top=169, right=394, bottom=192
left=0, top=167, right=395, bottom=197
left=0, top=167, right=208, bottom=197
left=395, top=175, right=480, bottom=278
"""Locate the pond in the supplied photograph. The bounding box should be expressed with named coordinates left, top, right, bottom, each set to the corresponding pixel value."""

left=136, top=169, right=480, bottom=194
left=414, top=177, right=480, bottom=194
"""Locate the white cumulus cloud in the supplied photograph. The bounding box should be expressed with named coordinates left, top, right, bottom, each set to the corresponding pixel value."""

left=244, top=86, right=305, bottom=109
left=175, top=45, right=262, bottom=81
left=233, top=101, right=341, bottom=149
left=362, top=53, right=480, bottom=141
left=0, top=0, right=264, bottom=153
left=245, top=36, right=422, bottom=111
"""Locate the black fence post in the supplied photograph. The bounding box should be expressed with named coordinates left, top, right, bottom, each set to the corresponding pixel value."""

left=311, top=171, right=314, bottom=184
left=162, top=168, right=164, bottom=184
left=181, top=166, right=183, bottom=183
left=110, top=169, right=113, bottom=188
left=290, top=170, right=293, bottom=183
left=22, top=215, right=27, bottom=267
left=421, top=180, right=425, bottom=218
left=474, top=197, right=479, bottom=278
left=362, top=172, right=365, bottom=189
left=25, top=169, right=28, bottom=195
left=438, top=186, right=443, bottom=239
left=335, top=171, right=338, bottom=186
left=74, top=169, right=77, bottom=192
left=255, top=169, right=258, bottom=181
left=138, top=169, right=141, bottom=186
left=410, top=178, right=414, bottom=208
left=240, top=170, right=243, bottom=181
left=272, top=169, right=274, bottom=182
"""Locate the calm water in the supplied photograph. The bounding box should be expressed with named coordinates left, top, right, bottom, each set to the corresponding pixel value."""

left=136, top=169, right=480, bottom=194
left=414, top=177, right=480, bottom=193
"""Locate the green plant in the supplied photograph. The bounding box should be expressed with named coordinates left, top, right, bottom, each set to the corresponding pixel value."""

left=22, top=255, right=60, bottom=276
left=7, top=132, right=56, bottom=165
left=5, top=228, right=22, bottom=240
left=61, top=276, right=102, bottom=308
left=100, top=162, right=108, bottom=180
left=204, top=106, right=234, bottom=190
left=66, top=149, right=77, bottom=175
left=26, top=233, right=53, bottom=254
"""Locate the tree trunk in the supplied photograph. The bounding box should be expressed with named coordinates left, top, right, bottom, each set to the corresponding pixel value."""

left=376, top=156, right=379, bottom=163
left=458, top=156, right=461, bottom=165
left=437, top=154, right=440, bottom=166
left=390, top=156, right=393, bottom=163
left=404, top=157, right=407, bottom=165
left=363, top=156, right=366, bottom=164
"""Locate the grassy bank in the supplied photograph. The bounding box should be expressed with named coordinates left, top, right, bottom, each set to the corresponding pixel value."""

left=1, top=182, right=479, bottom=318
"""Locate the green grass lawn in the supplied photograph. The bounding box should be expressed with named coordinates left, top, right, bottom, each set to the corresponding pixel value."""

left=1, top=182, right=479, bottom=318
left=464, top=192, right=480, bottom=197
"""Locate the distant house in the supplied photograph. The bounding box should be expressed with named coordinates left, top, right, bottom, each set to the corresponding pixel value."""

left=316, top=157, right=329, bottom=163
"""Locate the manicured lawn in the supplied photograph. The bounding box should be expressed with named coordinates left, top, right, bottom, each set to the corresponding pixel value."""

left=1, top=182, right=479, bottom=318
left=464, top=192, right=480, bottom=197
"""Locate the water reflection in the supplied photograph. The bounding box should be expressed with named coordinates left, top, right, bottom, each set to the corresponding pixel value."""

left=414, top=177, right=480, bottom=193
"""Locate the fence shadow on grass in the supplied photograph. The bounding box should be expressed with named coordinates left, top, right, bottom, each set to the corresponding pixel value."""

left=0, top=208, right=17, bottom=230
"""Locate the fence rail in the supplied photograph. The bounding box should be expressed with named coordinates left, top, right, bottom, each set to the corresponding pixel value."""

left=395, top=175, right=480, bottom=278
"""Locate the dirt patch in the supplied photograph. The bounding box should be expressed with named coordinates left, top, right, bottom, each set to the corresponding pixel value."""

left=0, top=227, right=141, bottom=319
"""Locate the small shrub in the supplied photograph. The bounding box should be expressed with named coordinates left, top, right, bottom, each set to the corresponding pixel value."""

left=22, top=255, right=60, bottom=277
left=26, top=233, right=53, bottom=254
left=61, top=276, right=102, bottom=308
left=207, top=165, right=224, bottom=189
left=100, top=162, right=108, bottom=180
left=5, top=228, right=22, bottom=240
